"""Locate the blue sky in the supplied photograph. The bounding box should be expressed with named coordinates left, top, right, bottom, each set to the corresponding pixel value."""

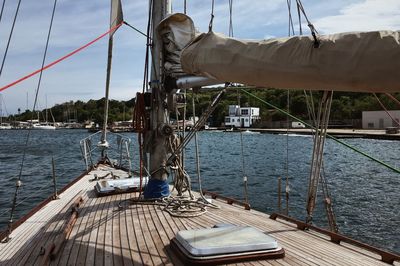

left=0, top=0, right=399, bottom=114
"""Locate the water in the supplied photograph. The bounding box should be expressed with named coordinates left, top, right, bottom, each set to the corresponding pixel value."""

left=0, top=129, right=399, bottom=254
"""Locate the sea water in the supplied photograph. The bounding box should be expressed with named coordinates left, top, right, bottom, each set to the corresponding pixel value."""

left=0, top=129, right=399, bottom=254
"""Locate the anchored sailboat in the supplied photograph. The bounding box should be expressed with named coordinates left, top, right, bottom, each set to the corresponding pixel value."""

left=0, top=94, right=11, bottom=129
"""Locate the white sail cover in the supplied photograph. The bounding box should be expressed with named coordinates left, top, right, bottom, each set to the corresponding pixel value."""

left=158, top=13, right=196, bottom=77
left=181, top=31, right=400, bottom=92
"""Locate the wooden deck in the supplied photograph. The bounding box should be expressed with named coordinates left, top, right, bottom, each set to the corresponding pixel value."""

left=0, top=164, right=399, bottom=265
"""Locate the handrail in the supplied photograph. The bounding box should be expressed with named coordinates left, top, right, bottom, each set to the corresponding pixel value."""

left=270, top=213, right=400, bottom=264
left=202, top=190, right=251, bottom=210
left=79, top=131, right=132, bottom=172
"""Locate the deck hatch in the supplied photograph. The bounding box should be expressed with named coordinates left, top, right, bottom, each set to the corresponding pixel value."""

left=95, top=177, right=148, bottom=195
left=175, top=226, right=280, bottom=256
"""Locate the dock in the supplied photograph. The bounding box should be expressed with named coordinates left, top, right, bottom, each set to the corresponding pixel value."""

left=216, top=128, right=400, bottom=140
left=1, top=164, right=399, bottom=265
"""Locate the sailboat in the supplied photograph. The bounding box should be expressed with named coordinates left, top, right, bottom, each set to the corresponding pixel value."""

left=31, top=111, right=56, bottom=130
left=0, top=94, right=11, bottom=129
left=0, top=0, right=399, bottom=265
left=31, top=97, right=57, bottom=130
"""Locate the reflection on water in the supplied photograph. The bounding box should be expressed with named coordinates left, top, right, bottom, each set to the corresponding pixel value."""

left=0, top=129, right=399, bottom=253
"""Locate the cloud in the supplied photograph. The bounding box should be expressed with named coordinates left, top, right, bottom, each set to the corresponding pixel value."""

left=314, top=0, right=400, bottom=34
left=1, top=0, right=399, bottom=114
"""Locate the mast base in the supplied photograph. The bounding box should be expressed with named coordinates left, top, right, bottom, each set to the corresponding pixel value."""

left=143, top=178, right=170, bottom=199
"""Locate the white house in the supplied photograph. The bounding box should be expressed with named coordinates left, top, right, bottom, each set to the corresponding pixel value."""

left=362, top=110, right=400, bottom=129
left=225, top=105, right=260, bottom=128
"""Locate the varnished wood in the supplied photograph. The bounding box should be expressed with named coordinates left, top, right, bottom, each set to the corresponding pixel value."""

left=0, top=165, right=398, bottom=266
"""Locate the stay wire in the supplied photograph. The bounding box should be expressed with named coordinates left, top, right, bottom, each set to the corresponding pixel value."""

left=239, top=128, right=249, bottom=204
left=33, top=0, right=58, bottom=113
left=373, top=93, right=400, bottom=127
left=296, top=1, right=303, bottom=35
left=385, top=93, right=400, bottom=107
left=228, top=0, right=233, bottom=37
left=0, top=0, right=5, bottom=24
left=295, top=0, right=319, bottom=47
left=285, top=0, right=293, bottom=215
left=142, top=0, right=153, bottom=92
left=7, top=0, right=57, bottom=240
left=123, top=21, right=150, bottom=39
left=0, top=0, right=22, bottom=79
left=286, top=0, right=295, bottom=36
left=208, top=0, right=214, bottom=32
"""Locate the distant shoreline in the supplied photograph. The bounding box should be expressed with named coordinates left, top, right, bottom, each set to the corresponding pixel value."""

left=208, top=127, right=400, bottom=140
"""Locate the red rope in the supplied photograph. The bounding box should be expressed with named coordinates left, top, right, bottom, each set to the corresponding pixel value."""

left=0, top=22, right=123, bottom=92
left=133, top=92, right=147, bottom=193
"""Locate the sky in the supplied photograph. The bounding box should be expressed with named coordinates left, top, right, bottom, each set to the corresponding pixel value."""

left=0, top=0, right=399, bottom=114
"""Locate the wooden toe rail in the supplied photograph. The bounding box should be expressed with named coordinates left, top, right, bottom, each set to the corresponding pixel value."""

left=270, top=213, right=400, bottom=264
left=41, top=196, right=84, bottom=265
left=202, top=190, right=251, bottom=210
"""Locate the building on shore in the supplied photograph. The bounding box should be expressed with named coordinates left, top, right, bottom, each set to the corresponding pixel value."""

left=362, top=110, right=400, bottom=129
left=225, top=105, right=260, bottom=128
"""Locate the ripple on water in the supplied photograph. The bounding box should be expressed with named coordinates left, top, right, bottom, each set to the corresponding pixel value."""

left=0, top=130, right=399, bottom=254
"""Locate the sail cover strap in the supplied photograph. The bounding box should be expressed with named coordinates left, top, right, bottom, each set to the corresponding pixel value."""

left=181, top=31, right=400, bottom=93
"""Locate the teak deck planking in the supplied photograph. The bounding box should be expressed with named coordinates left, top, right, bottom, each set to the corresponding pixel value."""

left=0, top=164, right=398, bottom=266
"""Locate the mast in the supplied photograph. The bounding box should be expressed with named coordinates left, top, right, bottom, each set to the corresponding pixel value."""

left=143, top=0, right=172, bottom=198
left=99, top=33, right=113, bottom=155
left=99, top=0, right=123, bottom=158
left=45, top=94, right=48, bottom=123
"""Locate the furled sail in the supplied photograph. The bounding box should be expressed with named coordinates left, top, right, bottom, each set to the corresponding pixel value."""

left=158, top=13, right=196, bottom=77
left=181, top=31, right=400, bottom=93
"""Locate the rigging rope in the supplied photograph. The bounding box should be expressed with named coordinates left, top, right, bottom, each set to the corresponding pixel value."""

left=295, top=0, right=319, bottom=47
left=165, top=88, right=226, bottom=168
left=285, top=90, right=290, bottom=215
left=123, top=21, right=149, bottom=39
left=0, top=21, right=123, bottom=93
left=6, top=0, right=58, bottom=241
left=0, top=0, right=5, bottom=24
left=240, top=89, right=400, bottom=175
left=0, top=0, right=22, bottom=79
left=296, top=1, right=303, bottom=35
left=239, top=129, right=249, bottom=204
left=142, top=0, right=153, bottom=93
left=385, top=93, right=400, bottom=107
left=133, top=92, right=147, bottom=194
left=284, top=1, right=295, bottom=215
left=373, top=93, right=400, bottom=127
left=228, top=0, right=234, bottom=37
left=306, top=90, right=333, bottom=225
left=32, top=0, right=58, bottom=114
left=191, top=90, right=209, bottom=204
left=286, top=0, right=295, bottom=36
left=208, top=0, right=215, bottom=32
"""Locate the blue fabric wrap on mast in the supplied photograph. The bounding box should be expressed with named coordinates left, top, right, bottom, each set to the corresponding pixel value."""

left=143, top=178, right=170, bottom=198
